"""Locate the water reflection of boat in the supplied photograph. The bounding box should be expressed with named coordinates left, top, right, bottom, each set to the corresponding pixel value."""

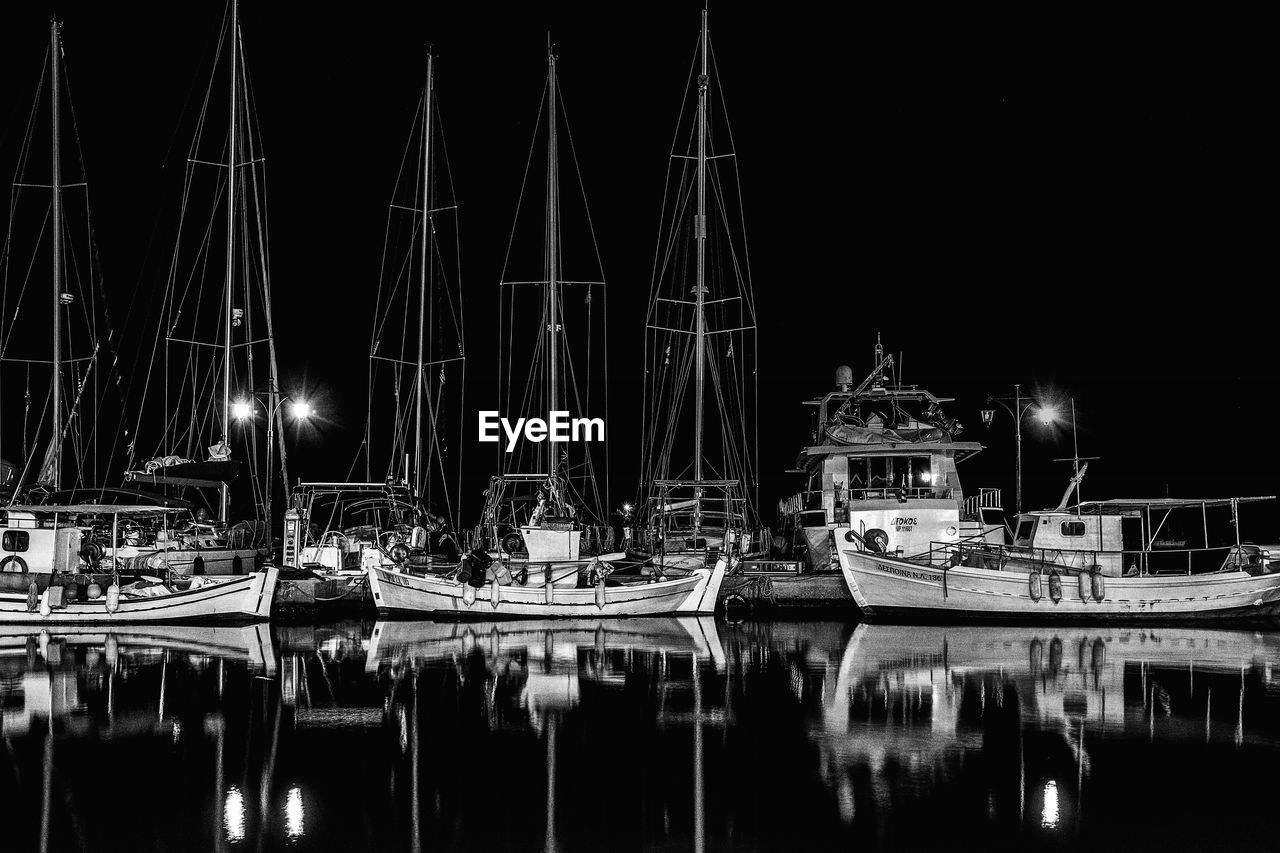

left=371, top=612, right=724, bottom=853
left=816, top=623, right=1280, bottom=840
left=365, top=616, right=725, bottom=675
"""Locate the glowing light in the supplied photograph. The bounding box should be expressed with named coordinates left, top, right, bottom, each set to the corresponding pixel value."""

left=621, top=502, right=633, bottom=514
left=290, top=400, right=314, bottom=420
left=232, top=400, right=253, bottom=421
left=225, top=786, right=246, bottom=842
left=1040, top=779, right=1060, bottom=828
left=1037, top=405, right=1059, bottom=426
left=285, top=785, right=305, bottom=839
left=919, top=471, right=932, bottom=483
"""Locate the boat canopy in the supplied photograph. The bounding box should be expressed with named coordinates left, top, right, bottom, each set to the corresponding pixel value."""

left=5, top=504, right=183, bottom=515
left=1070, top=496, right=1275, bottom=516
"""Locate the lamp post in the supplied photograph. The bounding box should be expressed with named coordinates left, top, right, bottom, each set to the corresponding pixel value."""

left=233, top=393, right=314, bottom=537
left=982, top=384, right=1055, bottom=515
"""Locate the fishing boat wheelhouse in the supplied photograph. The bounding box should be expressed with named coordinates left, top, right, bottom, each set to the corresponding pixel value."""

left=780, top=339, right=1003, bottom=571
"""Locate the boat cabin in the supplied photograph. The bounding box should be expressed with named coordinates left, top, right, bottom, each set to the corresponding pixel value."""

left=781, top=351, right=1003, bottom=569
left=1, top=511, right=81, bottom=582
left=1005, top=497, right=1274, bottom=577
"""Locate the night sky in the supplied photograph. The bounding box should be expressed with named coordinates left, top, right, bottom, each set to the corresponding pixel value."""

left=1, top=4, right=1271, bottom=533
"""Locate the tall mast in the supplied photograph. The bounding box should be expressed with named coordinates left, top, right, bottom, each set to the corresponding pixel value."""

left=413, top=52, right=434, bottom=496
left=50, top=18, right=63, bottom=491
left=693, top=10, right=708, bottom=486
left=546, top=37, right=560, bottom=481
left=220, top=0, right=239, bottom=521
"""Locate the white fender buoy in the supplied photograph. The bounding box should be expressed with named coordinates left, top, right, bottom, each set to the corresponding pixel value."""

left=490, top=575, right=501, bottom=609
left=1048, top=571, right=1063, bottom=604
left=39, top=589, right=52, bottom=617
left=463, top=583, right=477, bottom=607
left=105, top=583, right=120, bottom=614
left=595, top=576, right=607, bottom=610
left=1091, top=570, right=1105, bottom=603
left=1078, top=571, right=1091, bottom=602
left=1027, top=572, right=1042, bottom=602
left=27, top=582, right=39, bottom=613
left=545, top=567, right=554, bottom=604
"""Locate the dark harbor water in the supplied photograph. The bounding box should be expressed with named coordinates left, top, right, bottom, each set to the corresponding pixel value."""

left=4, top=620, right=1280, bottom=852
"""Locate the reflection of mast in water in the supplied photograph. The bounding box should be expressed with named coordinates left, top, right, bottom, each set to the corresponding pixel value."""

left=545, top=711, right=559, bottom=853
left=693, top=651, right=705, bottom=853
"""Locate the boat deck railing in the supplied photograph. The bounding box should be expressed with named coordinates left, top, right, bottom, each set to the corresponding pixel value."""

left=916, top=538, right=1260, bottom=576
left=779, top=487, right=961, bottom=519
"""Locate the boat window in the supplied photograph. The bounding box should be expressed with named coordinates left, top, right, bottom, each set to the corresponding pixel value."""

left=1061, top=521, right=1087, bottom=537
left=868, top=457, right=891, bottom=489
left=2, top=531, right=30, bottom=552
left=846, top=458, right=868, bottom=490
left=1015, top=518, right=1035, bottom=542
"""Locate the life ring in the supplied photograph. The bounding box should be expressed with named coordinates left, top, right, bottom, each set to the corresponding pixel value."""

left=0, top=555, right=28, bottom=573
left=1027, top=571, right=1042, bottom=602
left=863, top=529, right=889, bottom=555
left=723, top=592, right=749, bottom=621
left=501, top=531, right=524, bottom=555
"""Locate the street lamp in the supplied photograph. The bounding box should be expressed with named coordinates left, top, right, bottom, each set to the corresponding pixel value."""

left=983, top=383, right=1056, bottom=514
left=233, top=392, right=315, bottom=536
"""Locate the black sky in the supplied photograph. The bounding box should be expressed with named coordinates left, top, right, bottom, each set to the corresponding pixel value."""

left=0, top=3, right=1272, bottom=532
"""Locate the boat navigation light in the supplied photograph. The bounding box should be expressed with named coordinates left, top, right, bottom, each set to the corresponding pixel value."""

left=1037, top=405, right=1059, bottom=425
left=290, top=400, right=314, bottom=420
left=232, top=399, right=253, bottom=421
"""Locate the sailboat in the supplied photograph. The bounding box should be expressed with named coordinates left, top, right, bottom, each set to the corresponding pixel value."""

left=0, top=18, right=277, bottom=624
left=120, top=0, right=283, bottom=577
left=367, top=39, right=725, bottom=618
left=278, top=49, right=466, bottom=606
left=636, top=10, right=764, bottom=573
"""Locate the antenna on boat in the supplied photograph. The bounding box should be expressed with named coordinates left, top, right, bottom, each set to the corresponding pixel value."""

left=1052, top=398, right=1097, bottom=514
left=50, top=16, right=63, bottom=491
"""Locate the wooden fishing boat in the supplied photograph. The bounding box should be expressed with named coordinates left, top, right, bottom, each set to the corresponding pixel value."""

left=1, top=503, right=277, bottom=623
left=367, top=554, right=726, bottom=618
left=835, top=496, right=1280, bottom=622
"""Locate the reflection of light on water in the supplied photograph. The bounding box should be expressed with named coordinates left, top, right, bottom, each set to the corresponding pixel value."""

left=225, top=786, right=246, bottom=842
left=1041, top=780, right=1060, bottom=828
left=285, top=785, right=305, bottom=839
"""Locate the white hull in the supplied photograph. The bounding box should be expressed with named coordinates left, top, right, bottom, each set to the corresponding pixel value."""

left=368, top=559, right=725, bottom=618
left=835, top=532, right=1280, bottom=622
left=0, top=567, right=278, bottom=624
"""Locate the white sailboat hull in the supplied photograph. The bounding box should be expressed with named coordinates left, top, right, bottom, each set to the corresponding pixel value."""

left=0, top=567, right=277, bottom=624
left=368, top=560, right=726, bottom=618
left=835, top=533, right=1280, bottom=622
